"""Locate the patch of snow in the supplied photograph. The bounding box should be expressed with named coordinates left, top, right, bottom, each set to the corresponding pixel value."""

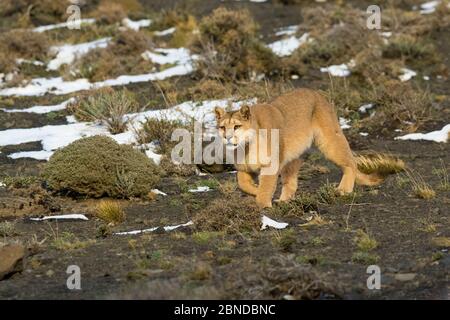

left=16, top=59, right=45, bottom=66
left=399, top=68, right=417, bottom=82
left=1, top=98, right=75, bottom=114
left=47, top=37, right=111, bottom=71
left=320, top=61, right=354, bottom=77
left=33, top=19, right=95, bottom=33
left=419, top=1, right=441, bottom=14
left=267, top=33, right=310, bottom=57
left=0, top=182, right=5, bottom=187
left=358, top=103, right=375, bottom=114
left=30, top=214, right=89, bottom=221
left=115, top=220, right=193, bottom=235
left=339, top=117, right=351, bottom=130
left=395, top=124, right=450, bottom=143
left=274, top=25, right=299, bottom=37
left=423, top=75, right=430, bottom=81
left=189, top=186, right=211, bottom=193
left=151, top=189, right=168, bottom=196
left=359, top=132, right=369, bottom=136
left=154, top=27, right=176, bottom=37
left=122, top=18, right=152, bottom=31
left=8, top=150, right=53, bottom=161
left=261, top=215, right=288, bottom=230
left=141, top=48, right=192, bottom=65
left=380, top=31, right=392, bottom=38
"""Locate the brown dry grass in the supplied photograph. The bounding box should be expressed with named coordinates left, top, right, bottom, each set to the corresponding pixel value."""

left=191, top=7, right=278, bottom=81
left=64, top=30, right=154, bottom=81
left=0, top=30, right=50, bottom=73
left=193, top=194, right=261, bottom=234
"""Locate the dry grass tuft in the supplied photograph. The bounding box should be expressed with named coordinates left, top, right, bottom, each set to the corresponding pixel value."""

left=95, top=200, right=126, bottom=224
left=299, top=214, right=330, bottom=228
left=68, top=88, right=139, bottom=134
left=353, top=229, right=378, bottom=252
left=136, top=117, right=186, bottom=154
left=193, top=194, right=260, bottom=233
left=355, top=152, right=405, bottom=176
left=403, top=169, right=436, bottom=199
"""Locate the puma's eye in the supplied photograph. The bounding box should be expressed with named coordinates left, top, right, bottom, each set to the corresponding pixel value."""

left=234, top=125, right=242, bottom=130
left=219, top=126, right=225, bottom=130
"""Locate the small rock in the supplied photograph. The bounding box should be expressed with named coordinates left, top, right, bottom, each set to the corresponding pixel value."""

left=0, top=244, right=26, bottom=280
left=46, top=269, right=54, bottom=277
left=394, top=273, right=416, bottom=282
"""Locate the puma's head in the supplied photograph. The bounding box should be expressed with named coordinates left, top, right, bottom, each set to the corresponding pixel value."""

left=214, top=105, right=254, bottom=148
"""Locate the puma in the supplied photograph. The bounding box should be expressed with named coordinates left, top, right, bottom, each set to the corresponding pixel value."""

left=214, top=88, right=383, bottom=208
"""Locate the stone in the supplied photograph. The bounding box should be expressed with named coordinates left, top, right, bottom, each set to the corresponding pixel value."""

left=0, top=244, right=26, bottom=280
left=394, top=273, right=416, bottom=282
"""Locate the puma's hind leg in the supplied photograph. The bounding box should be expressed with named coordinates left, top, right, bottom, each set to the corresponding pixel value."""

left=313, top=120, right=357, bottom=194
left=277, top=159, right=302, bottom=202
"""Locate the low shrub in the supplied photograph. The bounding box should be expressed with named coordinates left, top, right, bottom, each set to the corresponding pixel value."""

left=43, top=136, right=161, bottom=198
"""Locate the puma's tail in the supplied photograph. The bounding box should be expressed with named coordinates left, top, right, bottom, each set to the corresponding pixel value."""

left=354, top=153, right=405, bottom=186
left=355, top=170, right=384, bottom=186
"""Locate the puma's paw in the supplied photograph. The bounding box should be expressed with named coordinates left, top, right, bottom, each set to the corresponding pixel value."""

left=335, top=187, right=352, bottom=196
left=256, top=196, right=272, bottom=209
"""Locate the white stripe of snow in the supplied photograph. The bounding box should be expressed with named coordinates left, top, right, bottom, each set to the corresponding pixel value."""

left=122, top=18, right=152, bottom=31
left=274, top=25, right=299, bottom=37
left=30, top=214, right=89, bottom=221
left=188, top=186, right=211, bottom=193
left=115, top=221, right=193, bottom=235
left=395, top=124, right=450, bottom=143
left=47, top=37, right=111, bottom=71
left=142, top=48, right=192, bottom=65
left=33, top=19, right=95, bottom=33
left=154, top=27, right=176, bottom=36
left=1, top=98, right=75, bottom=114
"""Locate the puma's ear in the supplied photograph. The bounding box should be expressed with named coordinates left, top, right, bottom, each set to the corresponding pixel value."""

left=214, top=106, right=225, bottom=120
left=240, top=105, right=251, bottom=120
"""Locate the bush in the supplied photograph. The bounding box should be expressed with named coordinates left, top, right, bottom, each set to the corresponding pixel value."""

left=191, top=7, right=278, bottom=81
left=0, top=30, right=49, bottom=69
left=43, top=136, right=161, bottom=198
left=193, top=194, right=261, bottom=233
left=68, top=88, right=139, bottom=134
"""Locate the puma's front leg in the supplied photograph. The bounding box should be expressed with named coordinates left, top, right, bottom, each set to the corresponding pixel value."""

left=255, top=173, right=279, bottom=208
left=237, top=171, right=258, bottom=196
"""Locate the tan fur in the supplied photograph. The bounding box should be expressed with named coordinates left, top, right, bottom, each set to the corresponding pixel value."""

left=215, top=88, right=383, bottom=208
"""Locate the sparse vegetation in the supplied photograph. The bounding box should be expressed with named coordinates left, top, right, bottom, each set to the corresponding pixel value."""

left=95, top=200, right=126, bottom=224
left=68, top=88, right=139, bottom=134
left=43, top=136, right=161, bottom=198
left=404, top=169, right=436, bottom=199
left=193, top=194, right=260, bottom=233
left=51, top=231, right=95, bottom=251
left=0, top=221, right=16, bottom=237
left=191, top=7, right=278, bottom=81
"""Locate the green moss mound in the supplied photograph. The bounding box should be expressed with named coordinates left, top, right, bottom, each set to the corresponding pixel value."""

left=43, top=136, right=161, bottom=198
